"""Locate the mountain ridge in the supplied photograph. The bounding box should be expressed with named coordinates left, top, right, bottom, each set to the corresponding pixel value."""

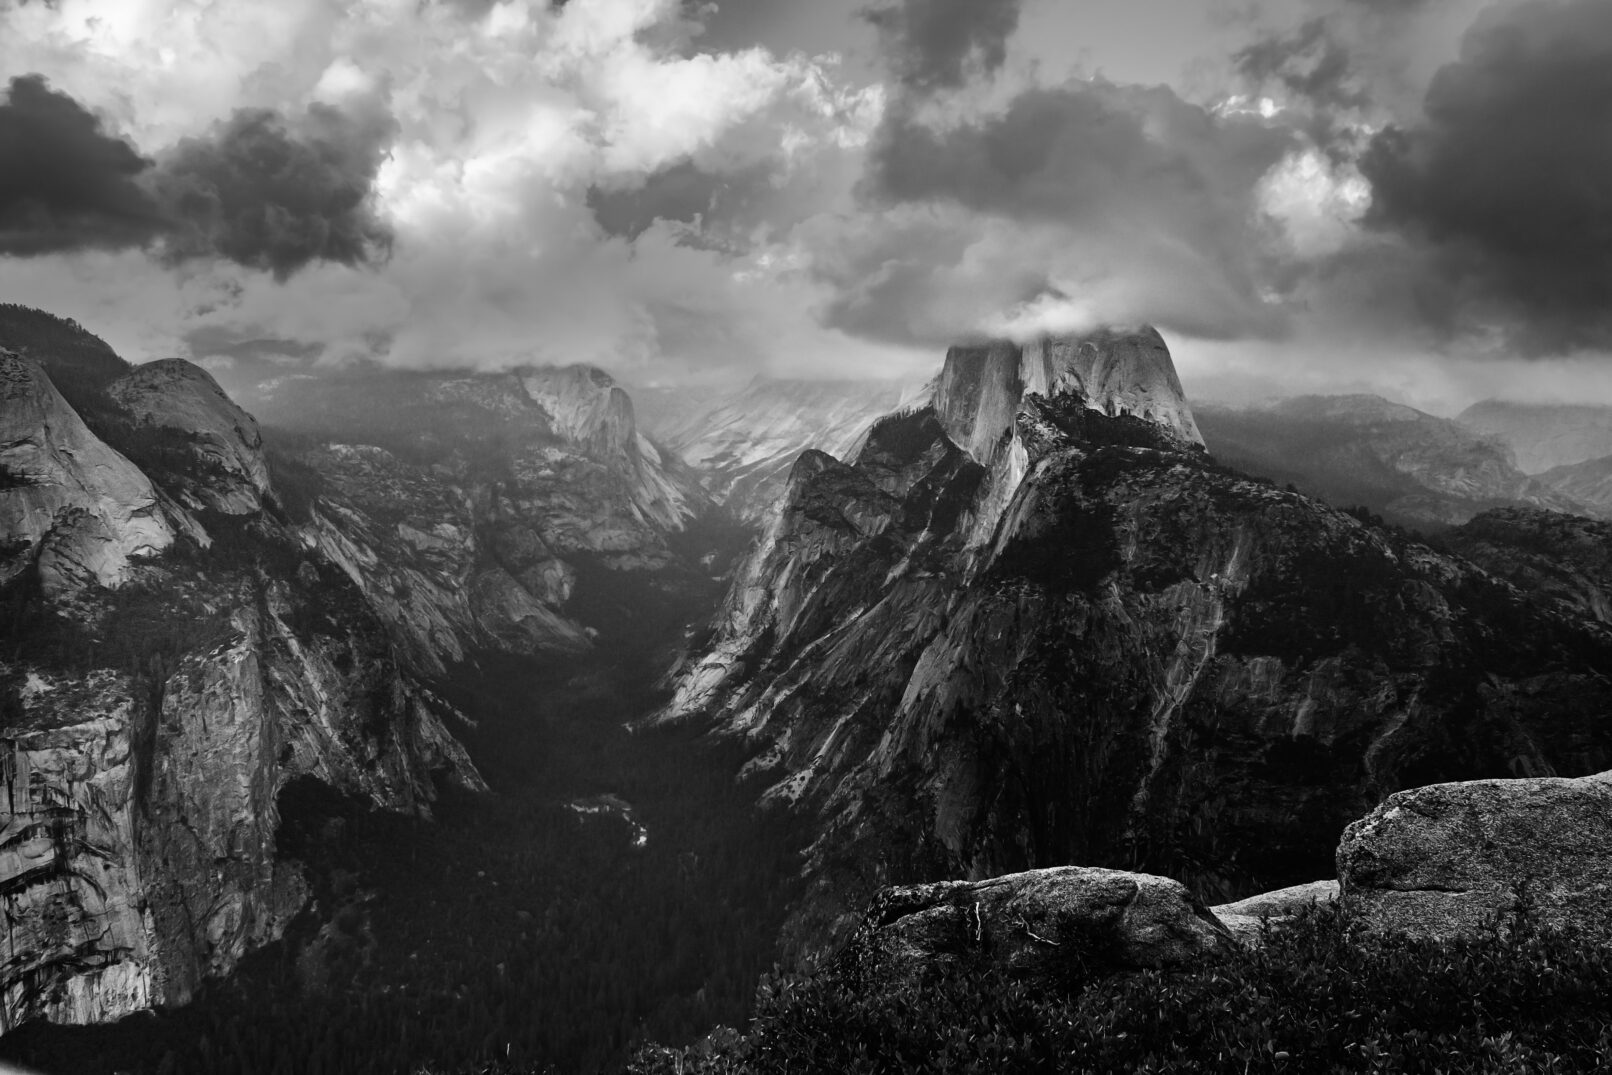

left=660, top=330, right=1612, bottom=961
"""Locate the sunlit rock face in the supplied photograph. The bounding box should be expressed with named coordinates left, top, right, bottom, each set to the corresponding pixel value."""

left=298, top=441, right=590, bottom=676
left=638, top=378, right=923, bottom=524
left=0, top=585, right=482, bottom=1031
left=514, top=365, right=699, bottom=541
left=0, top=316, right=485, bottom=1031
left=934, top=328, right=1204, bottom=467
left=0, top=351, right=175, bottom=596
left=0, top=671, right=155, bottom=1027
left=661, top=327, right=1612, bottom=961
left=106, top=359, right=271, bottom=516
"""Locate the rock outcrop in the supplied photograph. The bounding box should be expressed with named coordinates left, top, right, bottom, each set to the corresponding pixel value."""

left=662, top=328, right=1612, bottom=959
left=935, top=329, right=1204, bottom=464
left=1210, top=880, right=1340, bottom=943
left=1337, top=771, right=1612, bottom=943
left=838, top=866, right=1236, bottom=987
left=106, top=358, right=272, bottom=515
left=838, top=768, right=1612, bottom=992
left=0, top=350, right=175, bottom=596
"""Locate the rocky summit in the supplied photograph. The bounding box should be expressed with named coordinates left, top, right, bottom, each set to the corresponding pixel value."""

left=105, top=358, right=273, bottom=516
left=0, top=350, right=176, bottom=596
left=661, top=326, right=1612, bottom=959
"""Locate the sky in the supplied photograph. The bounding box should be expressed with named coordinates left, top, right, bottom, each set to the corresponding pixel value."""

left=2, top=0, right=1611, bottom=411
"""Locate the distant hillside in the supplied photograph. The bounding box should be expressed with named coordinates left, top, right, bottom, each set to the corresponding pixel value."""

left=1537, top=454, right=1612, bottom=519
left=1459, top=400, right=1612, bottom=474
left=1198, top=395, right=1583, bottom=530
left=0, top=303, right=130, bottom=417
left=636, top=377, right=922, bottom=522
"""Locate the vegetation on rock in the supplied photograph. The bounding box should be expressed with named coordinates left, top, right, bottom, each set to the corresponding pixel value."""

left=632, top=907, right=1612, bottom=1075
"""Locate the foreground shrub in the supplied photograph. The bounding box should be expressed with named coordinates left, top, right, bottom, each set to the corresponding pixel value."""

left=629, top=908, right=1612, bottom=1074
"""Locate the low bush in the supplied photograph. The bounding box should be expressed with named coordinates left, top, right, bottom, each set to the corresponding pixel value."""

left=631, top=908, right=1612, bottom=1074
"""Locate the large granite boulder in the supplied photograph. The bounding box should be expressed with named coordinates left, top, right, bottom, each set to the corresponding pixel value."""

left=838, top=867, right=1237, bottom=987
left=1337, top=771, right=1612, bottom=942
left=1211, top=880, right=1340, bottom=943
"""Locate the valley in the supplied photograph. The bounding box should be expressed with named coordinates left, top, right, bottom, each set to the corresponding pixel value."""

left=7, top=1, right=1612, bottom=1068
left=3, top=308, right=1611, bottom=1075
left=1, top=566, right=804, bottom=1075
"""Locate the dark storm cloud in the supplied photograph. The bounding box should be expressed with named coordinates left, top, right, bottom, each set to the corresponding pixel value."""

left=0, top=75, right=167, bottom=255
left=867, top=80, right=1293, bottom=282
left=431, top=0, right=498, bottom=17
left=588, top=160, right=771, bottom=239
left=864, top=0, right=1022, bottom=91
left=1234, top=18, right=1364, bottom=112
left=151, top=101, right=398, bottom=280
left=1343, top=0, right=1433, bottom=10
left=1359, top=0, right=1612, bottom=354
left=816, top=79, right=1296, bottom=346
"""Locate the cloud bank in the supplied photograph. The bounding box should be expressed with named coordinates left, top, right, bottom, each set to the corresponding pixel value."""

left=0, top=0, right=1609, bottom=399
left=0, top=75, right=166, bottom=255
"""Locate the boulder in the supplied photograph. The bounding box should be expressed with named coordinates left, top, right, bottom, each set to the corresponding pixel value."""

left=1211, top=880, right=1339, bottom=943
left=1337, top=771, right=1612, bottom=942
left=838, top=866, right=1237, bottom=987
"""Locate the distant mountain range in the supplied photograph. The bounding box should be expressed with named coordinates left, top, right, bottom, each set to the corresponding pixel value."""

left=1459, top=400, right=1612, bottom=473
left=7, top=300, right=1612, bottom=1034
left=1197, top=394, right=1585, bottom=529
left=658, top=331, right=1612, bottom=958
left=635, top=377, right=923, bottom=523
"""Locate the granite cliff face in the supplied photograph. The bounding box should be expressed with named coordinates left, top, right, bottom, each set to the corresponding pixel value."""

left=0, top=351, right=176, bottom=597
left=232, top=363, right=710, bottom=671
left=1198, top=395, right=1583, bottom=529
left=662, top=329, right=1612, bottom=958
left=0, top=310, right=484, bottom=1031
